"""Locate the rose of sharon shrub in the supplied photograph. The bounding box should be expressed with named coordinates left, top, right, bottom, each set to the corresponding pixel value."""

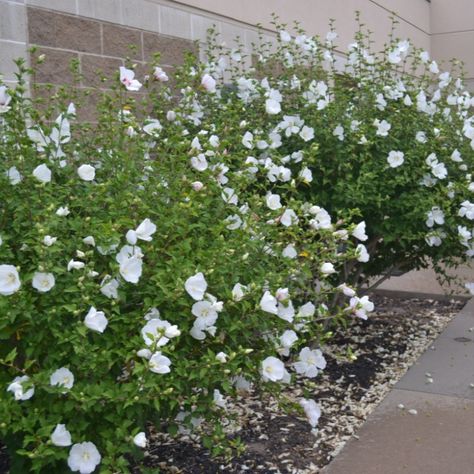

left=198, top=18, right=474, bottom=290
left=0, top=58, right=367, bottom=472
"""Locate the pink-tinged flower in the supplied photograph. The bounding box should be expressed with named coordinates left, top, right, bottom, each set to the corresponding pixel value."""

left=153, top=66, right=169, bottom=82
left=119, top=66, right=142, bottom=91
left=201, top=74, right=216, bottom=93
left=67, top=442, right=101, bottom=474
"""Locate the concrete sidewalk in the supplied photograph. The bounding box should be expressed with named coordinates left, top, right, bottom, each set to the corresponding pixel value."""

left=323, top=298, right=474, bottom=474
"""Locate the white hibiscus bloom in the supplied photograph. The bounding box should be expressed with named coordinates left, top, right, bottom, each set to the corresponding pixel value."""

left=32, top=272, right=55, bottom=292
left=67, top=442, right=101, bottom=474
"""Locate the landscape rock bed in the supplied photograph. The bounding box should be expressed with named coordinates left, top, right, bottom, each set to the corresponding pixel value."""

left=135, top=294, right=465, bottom=474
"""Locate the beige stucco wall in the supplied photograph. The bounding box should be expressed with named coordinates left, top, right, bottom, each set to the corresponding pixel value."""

left=431, top=0, right=474, bottom=90
left=173, top=0, right=431, bottom=51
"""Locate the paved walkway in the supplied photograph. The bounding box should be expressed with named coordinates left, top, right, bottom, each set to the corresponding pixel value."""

left=323, top=298, right=474, bottom=474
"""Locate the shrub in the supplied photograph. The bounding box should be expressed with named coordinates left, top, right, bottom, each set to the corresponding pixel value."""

left=202, top=17, right=474, bottom=289
left=0, top=55, right=364, bottom=473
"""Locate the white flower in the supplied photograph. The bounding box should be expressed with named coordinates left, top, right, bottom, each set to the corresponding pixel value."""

left=420, top=51, right=430, bottom=63
left=141, top=318, right=179, bottom=346
left=213, top=389, right=227, bottom=409
left=68, top=442, right=101, bottom=474
left=261, top=356, right=285, bottom=382
left=459, top=201, right=474, bottom=220
left=0, top=85, right=12, bottom=113
left=232, top=283, right=247, bottom=301
left=266, top=193, right=282, bottom=210
left=320, top=262, right=336, bottom=275
left=0, top=265, right=21, bottom=296
left=265, top=98, right=281, bottom=115
left=260, top=291, right=278, bottom=314
left=201, top=74, right=216, bottom=92
left=7, top=375, right=34, bottom=401
left=133, top=432, right=147, bottom=448
left=120, top=66, right=142, bottom=91
left=50, top=367, right=74, bottom=390
left=429, top=61, right=439, bottom=74
left=294, top=347, right=326, bottom=378
left=100, top=276, right=119, bottom=299
left=137, top=348, right=152, bottom=359
left=153, top=66, right=169, bottom=82
left=278, top=329, right=298, bottom=356
left=282, top=244, right=297, bottom=259
left=185, top=272, right=207, bottom=300
left=216, top=351, right=228, bottom=363
left=83, top=236, right=95, bottom=246
left=356, top=244, right=370, bottom=262
left=77, top=164, right=96, bottom=182
left=84, top=306, right=108, bottom=333
left=33, top=164, right=52, bottom=183
left=387, top=150, right=404, bottom=168
left=242, top=131, right=253, bottom=149
left=352, top=221, right=368, bottom=241
left=222, top=187, right=238, bottom=205
left=225, top=214, right=243, bottom=230
left=451, top=149, right=463, bottom=162
left=56, top=206, right=70, bottom=217
left=51, top=424, right=72, bottom=447
left=299, top=125, right=314, bottom=142
left=280, top=209, right=298, bottom=227
left=6, top=166, right=21, bottom=185
left=374, top=119, right=391, bottom=137
left=298, top=302, right=316, bottom=318
left=299, top=398, right=321, bottom=428
left=349, top=295, right=374, bottom=319
left=149, top=351, right=171, bottom=374
left=426, top=207, right=445, bottom=227
left=416, top=131, right=427, bottom=143
left=135, top=218, right=156, bottom=241
left=464, top=282, right=474, bottom=295
left=277, top=300, right=295, bottom=323
left=309, top=206, right=332, bottom=230
left=190, top=153, right=208, bottom=171
left=333, top=125, right=344, bottom=141
left=338, top=283, right=356, bottom=297
left=67, top=259, right=85, bottom=271
left=43, top=235, right=57, bottom=246
left=119, top=255, right=143, bottom=283
left=299, top=167, right=313, bottom=183
left=431, top=162, right=447, bottom=179
left=280, top=30, right=291, bottom=42
left=191, top=181, right=204, bottom=191
left=32, top=272, right=55, bottom=292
